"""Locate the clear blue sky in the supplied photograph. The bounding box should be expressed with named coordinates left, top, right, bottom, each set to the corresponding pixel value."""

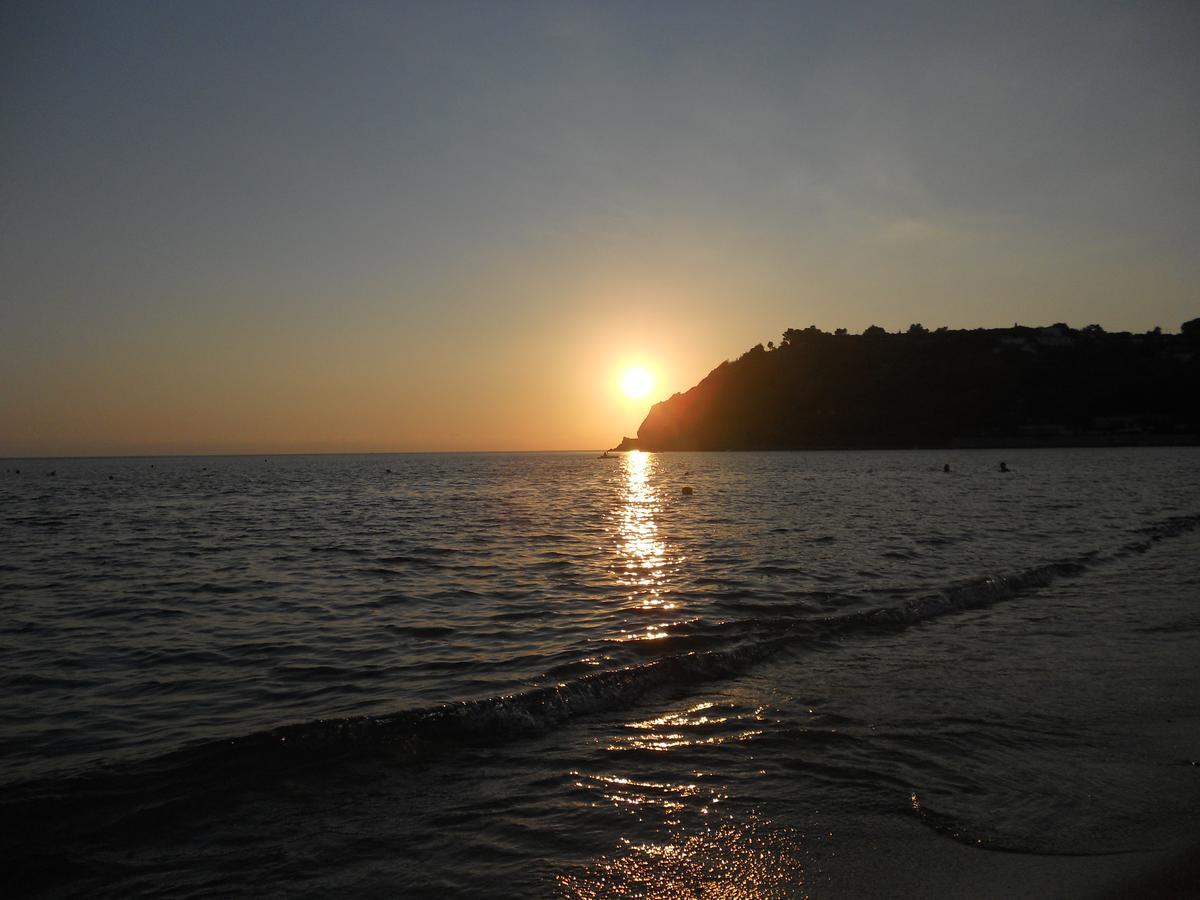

left=2, top=1, right=1197, bottom=454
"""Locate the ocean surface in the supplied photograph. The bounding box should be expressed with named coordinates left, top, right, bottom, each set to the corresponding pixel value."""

left=2, top=448, right=1199, bottom=897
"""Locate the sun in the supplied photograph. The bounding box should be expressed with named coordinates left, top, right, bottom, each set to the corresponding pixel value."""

left=620, top=366, right=655, bottom=399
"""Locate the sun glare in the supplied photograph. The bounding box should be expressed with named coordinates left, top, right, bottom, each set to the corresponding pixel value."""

left=620, top=366, right=655, bottom=399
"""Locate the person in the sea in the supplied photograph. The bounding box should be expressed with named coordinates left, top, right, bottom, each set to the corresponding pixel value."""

left=999, top=461, right=1009, bottom=472
left=943, top=464, right=950, bottom=473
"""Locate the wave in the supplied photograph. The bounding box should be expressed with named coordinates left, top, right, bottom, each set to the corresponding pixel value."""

left=907, top=790, right=1158, bottom=856
left=4, top=514, right=1198, bottom=821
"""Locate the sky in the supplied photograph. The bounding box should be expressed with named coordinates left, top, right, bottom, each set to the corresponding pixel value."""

left=2, top=1, right=1197, bottom=456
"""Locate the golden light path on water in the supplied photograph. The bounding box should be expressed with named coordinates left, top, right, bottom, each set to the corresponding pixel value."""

left=617, top=451, right=676, bottom=616
left=556, top=452, right=808, bottom=897
left=556, top=813, right=808, bottom=899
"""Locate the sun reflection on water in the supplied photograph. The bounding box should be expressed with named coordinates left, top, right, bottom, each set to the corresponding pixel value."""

left=617, top=451, right=676, bottom=612
left=557, top=457, right=812, bottom=897
left=556, top=813, right=807, bottom=899
left=556, top=458, right=809, bottom=896
left=605, top=701, right=768, bottom=753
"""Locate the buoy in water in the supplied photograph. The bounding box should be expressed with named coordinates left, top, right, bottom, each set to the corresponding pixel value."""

left=681, top=486, right=693, bottom=495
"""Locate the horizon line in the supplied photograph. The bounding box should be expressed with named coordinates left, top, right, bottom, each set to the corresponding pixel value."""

left=0, top=449, right=621, bottom=461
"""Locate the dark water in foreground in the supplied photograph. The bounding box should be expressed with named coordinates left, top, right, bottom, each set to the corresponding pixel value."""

left=2, top=449, right=1199, bottom=897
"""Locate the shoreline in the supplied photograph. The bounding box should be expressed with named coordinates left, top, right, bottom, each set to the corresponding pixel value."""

left=1099, top=837, right=1200, bottom=899
left=810, top=821, right=1200, bottom=900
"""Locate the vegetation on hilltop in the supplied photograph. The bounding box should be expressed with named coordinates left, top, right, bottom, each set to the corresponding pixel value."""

left=615, top=320, right=1200, bottom=451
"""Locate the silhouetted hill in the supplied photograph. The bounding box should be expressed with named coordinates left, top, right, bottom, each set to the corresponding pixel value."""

left=614, top=320, right=1200, bottom=451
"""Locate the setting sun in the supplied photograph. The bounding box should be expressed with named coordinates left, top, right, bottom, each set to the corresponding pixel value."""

left=620, top=366, right=655, bottom=399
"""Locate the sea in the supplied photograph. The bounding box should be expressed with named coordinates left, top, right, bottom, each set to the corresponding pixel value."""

left=2, top=448, right=1199, bottom=897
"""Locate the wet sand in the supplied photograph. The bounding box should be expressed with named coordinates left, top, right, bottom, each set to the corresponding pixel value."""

left=807, top=817, right=1200, bottom=899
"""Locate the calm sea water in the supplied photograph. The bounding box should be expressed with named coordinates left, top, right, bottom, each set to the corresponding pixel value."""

left=2, top=449, right=1199, bottom=896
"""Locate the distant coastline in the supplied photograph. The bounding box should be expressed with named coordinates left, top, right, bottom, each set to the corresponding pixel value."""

left=612, top=434, right=1200, bottom=452
left=613, top=320, right=1200, bottom=452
